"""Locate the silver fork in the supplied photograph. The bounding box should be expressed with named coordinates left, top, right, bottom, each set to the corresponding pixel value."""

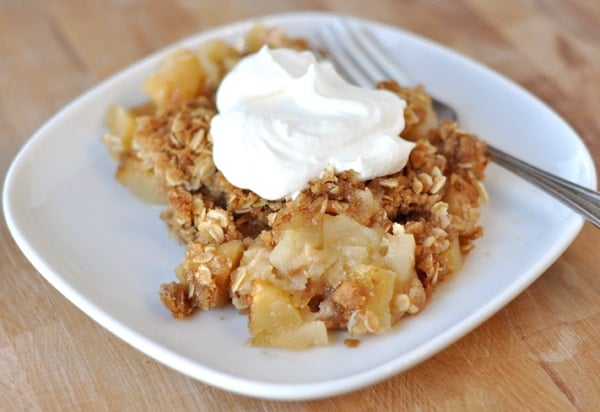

left=318, top=20, right=600, bottom=229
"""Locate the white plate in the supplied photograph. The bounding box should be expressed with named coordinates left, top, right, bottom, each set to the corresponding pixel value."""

left=3, top=12, right=597, bottom=400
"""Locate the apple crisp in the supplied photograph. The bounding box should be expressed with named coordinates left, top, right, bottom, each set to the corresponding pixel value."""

left=103, top=25, right=488, bottom=349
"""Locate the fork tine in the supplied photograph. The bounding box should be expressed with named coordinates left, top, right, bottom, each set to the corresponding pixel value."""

left=332, top=20, right=388, bottom=86
left=317, top=24, right=374, bottom=88
left=340, top=19, right=414, bottom=87
left=320, top=18, right=458, bottom=121
left=318, top=18, right=414, bottom=88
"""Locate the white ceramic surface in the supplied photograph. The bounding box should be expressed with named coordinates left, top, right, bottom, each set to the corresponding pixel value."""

left=3, top=12, right=597, bottom=400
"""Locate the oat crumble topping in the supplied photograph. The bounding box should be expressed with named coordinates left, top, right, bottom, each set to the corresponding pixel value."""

left=103, top=25, right=488, bottom=350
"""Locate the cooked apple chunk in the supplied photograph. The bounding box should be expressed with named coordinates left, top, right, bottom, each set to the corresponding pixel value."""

left=249, top=280, right=327, bottom=350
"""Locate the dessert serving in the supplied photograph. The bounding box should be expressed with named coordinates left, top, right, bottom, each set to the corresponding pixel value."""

left=103, top=25, right=488, bottom=350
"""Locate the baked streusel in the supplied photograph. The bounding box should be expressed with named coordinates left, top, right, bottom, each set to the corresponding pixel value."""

left=103, top=25, right=488, bottom=349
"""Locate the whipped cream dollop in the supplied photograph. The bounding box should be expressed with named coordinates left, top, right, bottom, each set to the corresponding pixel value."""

left=210, top=46, right=415, bottom=200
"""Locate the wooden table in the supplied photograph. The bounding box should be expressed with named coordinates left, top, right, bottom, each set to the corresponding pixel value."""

left=2, top=1, right=599, bottom=410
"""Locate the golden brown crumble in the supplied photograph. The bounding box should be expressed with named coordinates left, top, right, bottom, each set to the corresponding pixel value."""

left=103, top=26, right=488, bottom=349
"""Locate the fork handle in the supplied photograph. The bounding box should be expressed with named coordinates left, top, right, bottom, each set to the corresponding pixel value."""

left=486, top=144, right=600, bottom=228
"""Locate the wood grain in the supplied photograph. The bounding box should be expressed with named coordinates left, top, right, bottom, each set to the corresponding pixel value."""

left=1, top=1, right=598, bottom=410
